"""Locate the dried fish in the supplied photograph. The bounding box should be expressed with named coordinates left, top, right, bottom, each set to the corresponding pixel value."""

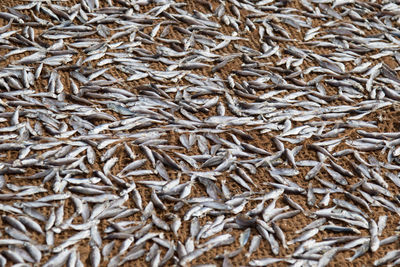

left=0, top=0, right=397, bottom=266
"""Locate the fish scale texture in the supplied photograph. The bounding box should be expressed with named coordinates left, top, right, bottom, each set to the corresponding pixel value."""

left=0, top=0, right=400, bottom=266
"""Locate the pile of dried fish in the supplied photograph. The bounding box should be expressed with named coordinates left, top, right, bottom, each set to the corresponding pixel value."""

left=2, top=0, right=400, bottom=266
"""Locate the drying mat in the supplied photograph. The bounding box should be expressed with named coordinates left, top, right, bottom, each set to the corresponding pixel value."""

left=0, top=0, right=400, bottom=266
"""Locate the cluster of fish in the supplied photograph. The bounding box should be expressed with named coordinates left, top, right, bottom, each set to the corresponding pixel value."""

left=1, top=0, right=400, bottom=266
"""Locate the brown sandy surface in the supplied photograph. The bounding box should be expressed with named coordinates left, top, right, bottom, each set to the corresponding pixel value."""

left=0, top=0, right=400, bottom=266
